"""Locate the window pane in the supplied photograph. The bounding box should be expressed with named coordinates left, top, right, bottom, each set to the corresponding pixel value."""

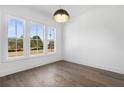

left=30, top=24, right=37, bottom=39
left=37, top=25, right=44, bottom=54
left=30, top=39, right=37, bottom=48
left=8, top=18, right=24, bottom=58
left=8, top=49, right=16, bottom=57
left=17, top=50, right=23, bottom=56
left=8, top=41, right=16, bottom=57
left=30, top=39, right=38, bottom=55
left=37, top=47, right=43, bottom=54
left=30, top=23, right=44, bottom=55
left=38, top=39, right=43, bottom=48
left=47, top=27, right=55, bottom=53
left=8, top=38, right=16, bottom=42
left=37, top=39, right=43, bottom=54
left=8, top=41, right=16, bottom=50
left=48, top=27, right=55, bottom=40
left=8, top=19, right=16, bottom=38
left=48, top=40, right=54, bottom=52
left=30, top=48, right=37, bottom=55
left=17, top=21, right=24, bottom=39
left=17, top=39, right=23, bottom=56
left=37, top=25, right=44, bottom=40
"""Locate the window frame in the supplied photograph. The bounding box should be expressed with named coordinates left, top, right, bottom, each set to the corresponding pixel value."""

left=7, top=16, right=25, bottom=60
left=5, top=15, right=57, bottom=62
left=47, top=26, right=56, bottom=54
left=29, top=21, right=45, bottom=56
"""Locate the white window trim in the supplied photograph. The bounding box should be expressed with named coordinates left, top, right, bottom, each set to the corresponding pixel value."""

left=3, top=15, right=57, bottom=62
left=6, top=15, right=26, bottom=61
left=29, top=21, right=45, bottom=56
left=46, top=26, right=56, bottom=55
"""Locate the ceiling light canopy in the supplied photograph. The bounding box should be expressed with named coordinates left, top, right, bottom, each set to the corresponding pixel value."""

left=53, top=9, right=70, bottom=23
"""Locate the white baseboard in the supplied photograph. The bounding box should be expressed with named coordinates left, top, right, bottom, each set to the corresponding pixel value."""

left=64, top=59, right=124, bottom=75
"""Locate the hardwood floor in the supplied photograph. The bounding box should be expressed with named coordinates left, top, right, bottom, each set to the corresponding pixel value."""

left=0, top=61, right=124, bottom=87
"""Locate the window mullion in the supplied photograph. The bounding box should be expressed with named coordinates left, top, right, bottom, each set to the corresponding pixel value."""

left=36, top=25, right=38, bottom=54
left=15, top=21, right=17, bottom=57
left=44, top=26, right=48, bottom=55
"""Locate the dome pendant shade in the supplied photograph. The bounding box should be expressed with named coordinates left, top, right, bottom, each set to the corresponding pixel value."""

left=53, top=9, right=70, bottom=23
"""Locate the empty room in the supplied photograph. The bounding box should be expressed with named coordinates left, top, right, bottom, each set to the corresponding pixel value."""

left=0, top=5, right=124, bottom=87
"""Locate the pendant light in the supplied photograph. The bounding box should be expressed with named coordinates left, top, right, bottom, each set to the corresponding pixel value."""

left=53, top=6, right=70, bottom=23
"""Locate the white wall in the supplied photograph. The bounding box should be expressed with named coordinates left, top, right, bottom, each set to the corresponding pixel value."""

left=0, top=6, right=62, bottom=77
left=63, top=6, right=124, bottom=74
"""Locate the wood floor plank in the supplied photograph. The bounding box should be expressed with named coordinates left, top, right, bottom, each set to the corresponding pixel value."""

left=56, top=61, right=124, bottom=86
left=0, top=61, right=124, bottom=87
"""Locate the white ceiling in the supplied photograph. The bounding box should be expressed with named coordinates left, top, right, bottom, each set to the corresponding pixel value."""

left=27, top=5, right=102, bottom=19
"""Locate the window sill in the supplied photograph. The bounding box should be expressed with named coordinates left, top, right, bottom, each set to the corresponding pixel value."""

left=47, top=52, right=56, bottom=55
left=30, top=53, right=45, bottom=58
left=4, top=52, right=56, bottom=63
left=6, top=56, right=26, bottom=63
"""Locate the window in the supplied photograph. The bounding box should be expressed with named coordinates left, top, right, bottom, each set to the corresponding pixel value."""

left=8, top=18, right=24, bottom=58
left=30, top=23, right=44, bottom=55
left=7, top=16, right=56, bottom=60
left=47, top=27, right=56, bottom=53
